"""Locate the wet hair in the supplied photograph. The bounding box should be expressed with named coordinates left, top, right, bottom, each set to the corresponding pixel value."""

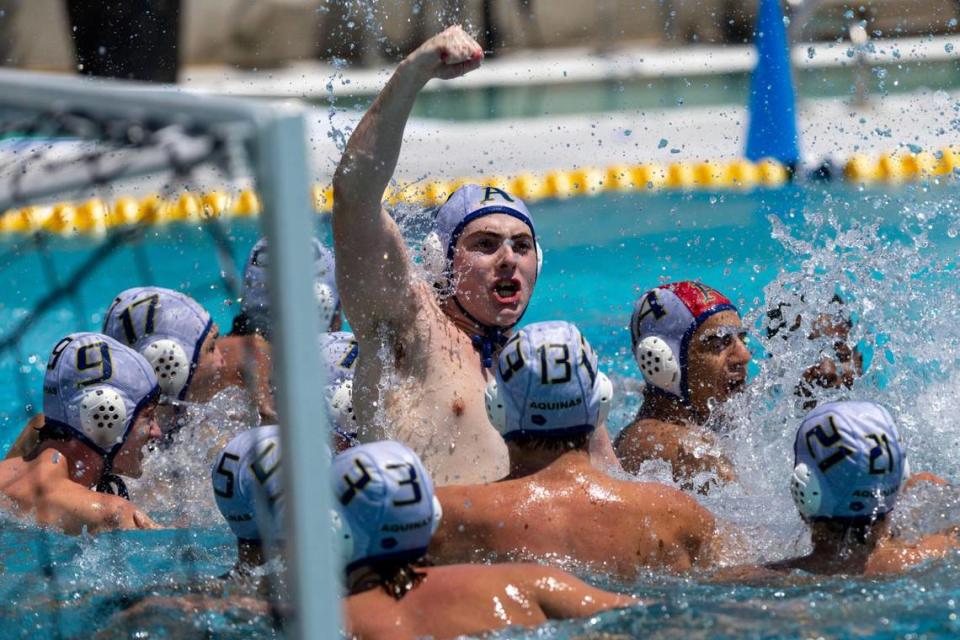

left=230, top=312, right=259, bottom=337
left=34, top=421, right=73, bottom=445
left=507, top=432, right=590, bottom=451
left=370, top=560, right=428, bottom=600
left=766, top=293, right=849, bottom=339
left=817, top=512, right=888, bottom=545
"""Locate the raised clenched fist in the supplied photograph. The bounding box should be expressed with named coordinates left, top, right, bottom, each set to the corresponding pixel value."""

left=407, top=25, right=484, bottom=81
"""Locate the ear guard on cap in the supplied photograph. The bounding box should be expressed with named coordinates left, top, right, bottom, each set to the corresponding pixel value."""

left=790, top=462, right=822, bottom=519
left=142, top=338, right=191, bottom=398
left=331, top=508, right=354, bottom=568
left=315, top=282, right=337, bottom=330
left=420, top=232, right=448, bottom=284
left=327, top=379, right=357, bottom=434
left=484, top=377, right=507, bottom=435
left=594, top=371, right=613, bottom=424
left=78, top=388, right=129, bottom=451
left=634, top=336, right=681, bottom=397
left=431, top=495, right=443, bottom=536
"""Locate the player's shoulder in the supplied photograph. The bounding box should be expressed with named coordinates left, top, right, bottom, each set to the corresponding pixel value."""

left=616, top=418, right=683, bottom=451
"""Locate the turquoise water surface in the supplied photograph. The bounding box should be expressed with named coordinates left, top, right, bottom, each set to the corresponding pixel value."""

left=3, top=183, right=960, bottom=637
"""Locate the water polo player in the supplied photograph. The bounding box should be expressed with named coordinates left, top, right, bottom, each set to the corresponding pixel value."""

left=103, top=287, right=225, bottom=407
left=615, top=281, right=750, bottom=490
left=317, top=331, right=360, bottom=452
left=334, top=440, right=634, bottom=639
left=333, top=26, right=545, bottom=484
left=764, top=294, right=864, bottom=410
left=430, top=320, right=721, bottom=576
left=212, top=424, right=284, bottom=576
left=0, top=333, right=161, bottom=533
left=764, top=401, right=958, bottom=575
left=218, top=237, right=343, bottom=424
left=232, top=236, right=341, bottom=338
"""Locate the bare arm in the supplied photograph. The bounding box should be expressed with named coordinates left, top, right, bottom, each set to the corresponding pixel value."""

left=38, top=482, right=159, bottom=535
left=528, top=566, right=636, bottom=619
left=332, top=26, right=483, bottom=336
left=4, top=414, right=44, bottom=460
left=244, top=335, right=277, bottom=424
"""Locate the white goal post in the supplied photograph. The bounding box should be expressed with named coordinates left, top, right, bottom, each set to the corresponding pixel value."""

left=0, top=68, right=340, bottom=639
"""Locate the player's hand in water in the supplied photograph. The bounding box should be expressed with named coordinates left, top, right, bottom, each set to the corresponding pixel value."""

left=407, top=25, right=484, bottom=81
left=133, top=509, right=160, bottom=530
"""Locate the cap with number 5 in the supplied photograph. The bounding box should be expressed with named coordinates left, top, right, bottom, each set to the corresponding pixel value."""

left=43, top=332, right=159, bottom=457
left=331, top=441, right=442, bottom=572
left=212, top=425, right=285, bottom=544
left=484, top=321, right=613, bottom=441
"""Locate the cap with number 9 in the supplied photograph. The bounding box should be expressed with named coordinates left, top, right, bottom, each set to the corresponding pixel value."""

left=331, top=441, right=442, bottom=573
left=43, top=332, right=159, bottom=456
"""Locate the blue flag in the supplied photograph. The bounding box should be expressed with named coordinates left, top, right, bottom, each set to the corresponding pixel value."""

left=746, top=0, right=800, bottom=168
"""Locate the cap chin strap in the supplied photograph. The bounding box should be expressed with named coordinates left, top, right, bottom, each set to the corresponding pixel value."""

left=78, top=387, right=131, bottom=500
left=790, top=462, right=822, bottom=519
left=452, top=295, right=513, bottom=369
left=95, top=472, right=129, bottom=500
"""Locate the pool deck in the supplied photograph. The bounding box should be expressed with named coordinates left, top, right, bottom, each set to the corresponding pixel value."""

left=180, top=35, right=960, bottom=182
left=310, top=89, right=960, bottom=183
left=183, top=35, right=960, bottom=98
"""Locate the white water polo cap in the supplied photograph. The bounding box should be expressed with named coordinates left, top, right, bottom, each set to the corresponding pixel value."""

left=241, top=237, right=339, bottom=337
left=318, top=331, right=359, bottom=443
left=102, top=287, right=212, bottom=400
left=630, top=281, right=737, bottom=402
left=212, top=425, right=285, bottom=544
left=421, top=184, right=541, bottom=284
left=791, top=400, right=906, bottom=523
left=332, top=441, right=442, bottom=573
left=485, top=320, right=612, bottom=441
left=43, top=332, right=159, bottom=457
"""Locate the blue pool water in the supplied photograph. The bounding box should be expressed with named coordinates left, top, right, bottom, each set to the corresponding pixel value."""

left=4, top=183, right=960, bottom=637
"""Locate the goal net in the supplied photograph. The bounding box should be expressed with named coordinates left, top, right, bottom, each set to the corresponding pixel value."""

left=0, top=69, right=339, bottom=639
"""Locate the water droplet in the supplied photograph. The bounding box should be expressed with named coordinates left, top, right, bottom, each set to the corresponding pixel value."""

left=946, top=43, right=955, bottom=53
left=658, top=138, right=668, bottom=149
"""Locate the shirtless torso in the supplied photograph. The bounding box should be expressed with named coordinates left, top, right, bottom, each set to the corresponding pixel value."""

left=352, top=281, right=508, bottom=484
left=430, top=449, right=717, bottom=575
left=332, top=28, right=528, bottom=484
left=0, top=448, right=155, bottom=534
left=344, top=563, right=634, bottom=640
